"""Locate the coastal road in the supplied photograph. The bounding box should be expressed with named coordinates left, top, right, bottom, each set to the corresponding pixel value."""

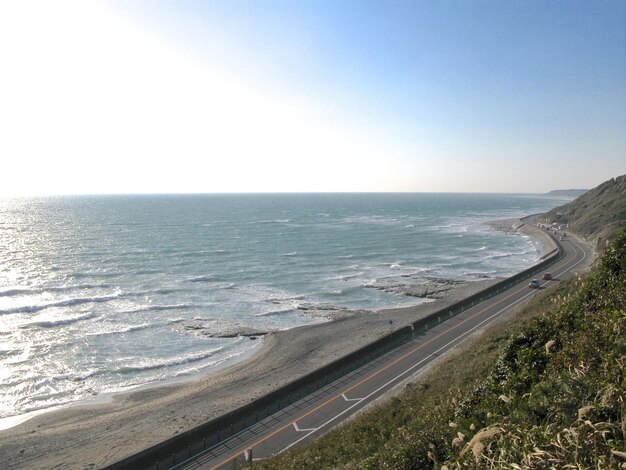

left=175, top=233, right=590, bottom=470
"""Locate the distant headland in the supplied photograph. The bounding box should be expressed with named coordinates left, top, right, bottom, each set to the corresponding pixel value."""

left=543, top=188, right=588, bottom=198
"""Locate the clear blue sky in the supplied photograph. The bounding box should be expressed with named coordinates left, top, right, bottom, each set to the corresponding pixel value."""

left=0, top=0, right=624, bottom=195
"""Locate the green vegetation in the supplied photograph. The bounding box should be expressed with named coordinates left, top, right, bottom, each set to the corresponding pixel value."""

left=256, top=226, right=626, bottom=469
left=545, top=174, right=626, bottom=245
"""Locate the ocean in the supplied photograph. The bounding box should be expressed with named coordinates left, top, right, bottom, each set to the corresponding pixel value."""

left=0, top=193, right=563, bottom=426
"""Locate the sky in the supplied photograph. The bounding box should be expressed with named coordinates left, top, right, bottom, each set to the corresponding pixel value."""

left=0, top=0, right=624, bottom=196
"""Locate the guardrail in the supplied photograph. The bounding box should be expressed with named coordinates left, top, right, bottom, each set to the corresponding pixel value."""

left=105, top=230, right=564, bottom=470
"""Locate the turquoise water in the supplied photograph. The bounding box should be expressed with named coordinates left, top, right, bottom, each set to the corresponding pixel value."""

left=0, top=193, right=563, bottom=422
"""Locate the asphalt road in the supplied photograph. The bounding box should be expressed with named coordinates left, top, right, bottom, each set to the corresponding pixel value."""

left=175, top=233, right=590, bottom=470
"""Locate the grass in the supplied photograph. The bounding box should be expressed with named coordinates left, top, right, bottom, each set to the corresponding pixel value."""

left=545, top=173, right=626, bottom=245
left=254, top=225, right=626, bottom=469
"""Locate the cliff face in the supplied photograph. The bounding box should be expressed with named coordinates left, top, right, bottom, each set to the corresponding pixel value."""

left=545, top=174, right=626, bottom=244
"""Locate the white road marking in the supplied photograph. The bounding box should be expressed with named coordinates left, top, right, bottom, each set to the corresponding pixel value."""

left=192, top=237, right=589, bottom=469
left=280, top=238, right=588, bottom=453
left=292, top=422, right=317, bottom=433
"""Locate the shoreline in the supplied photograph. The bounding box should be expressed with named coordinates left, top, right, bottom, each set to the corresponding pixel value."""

left=0, top=218, right=554, bottom=470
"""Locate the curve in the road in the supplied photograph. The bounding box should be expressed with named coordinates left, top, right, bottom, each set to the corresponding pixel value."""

left=178, top=235, right=589, bottom=470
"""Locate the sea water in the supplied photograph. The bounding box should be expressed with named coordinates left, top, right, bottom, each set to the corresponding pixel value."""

left=0, top=193, right=563, bottom=424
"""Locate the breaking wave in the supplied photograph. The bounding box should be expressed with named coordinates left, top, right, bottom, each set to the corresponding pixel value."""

left=114, top=347, right=225, bottom=374
left=20, top=312, right=99, bottom=328
left=1, top=293, right=122, bottom=315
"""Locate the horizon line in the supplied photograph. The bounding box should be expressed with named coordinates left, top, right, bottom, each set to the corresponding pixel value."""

left=0, top=190, right=579, bottom=199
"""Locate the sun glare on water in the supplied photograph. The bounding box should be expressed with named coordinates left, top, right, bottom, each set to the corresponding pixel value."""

left=0, top=1, right=408, bottom=197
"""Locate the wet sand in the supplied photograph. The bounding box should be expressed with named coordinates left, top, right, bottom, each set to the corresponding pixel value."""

left=0, top=219, right=550, bottom=470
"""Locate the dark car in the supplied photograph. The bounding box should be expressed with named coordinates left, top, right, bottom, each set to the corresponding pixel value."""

left=529, top=279, right=540, bottom=288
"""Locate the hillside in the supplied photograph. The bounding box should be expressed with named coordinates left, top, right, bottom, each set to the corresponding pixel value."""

left=442, top=225, right=626, bottom=468
left=257, top=226, right=626, bottom=469
left=544, top=174, right=626, bottom=245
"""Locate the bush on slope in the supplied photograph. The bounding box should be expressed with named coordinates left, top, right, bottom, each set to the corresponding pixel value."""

left=448, top=226, right=626, bottom=468
left=255, top=226, right=625, bottom=469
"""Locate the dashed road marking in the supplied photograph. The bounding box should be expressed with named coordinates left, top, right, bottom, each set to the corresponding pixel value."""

left=202, top=237, right=588, bottom=470
left=292, top=422, right=317, bottom=433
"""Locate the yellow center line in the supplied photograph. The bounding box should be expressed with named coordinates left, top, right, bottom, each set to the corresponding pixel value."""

left=209, top=284, right=528, bottom=469
left=209, top=245, right=581, bottom=469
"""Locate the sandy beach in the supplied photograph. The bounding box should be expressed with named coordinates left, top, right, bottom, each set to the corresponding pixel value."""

left=0, top=220, right=557, bottom=470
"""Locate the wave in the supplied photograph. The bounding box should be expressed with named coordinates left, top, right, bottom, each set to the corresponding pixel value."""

left=170, top=347, right=255, bottom=378
left=187, top=282, right=235, bottom=291
left=282, top=252, right=298, bottom=257
left=134, top=269, right=163, bottom=275
left=1, top=293, right=122, bottom=315
left=466, top=270, right=498, bottom=277
left=434, top=222, right=471, bottom=233
left=70, top=271, right=122, bottom=279
left=70, top=369, right=99, bottom=381
left=484, top=250, right=528, bottom=260
left=253, top=306, right=298, bottom=317
left=20, top=312, right=99, bottom=328
left=85, top=322, right=151, bottom=337
left=175, top=249, right=230, bottom=259
left=188, top=274, right=222, bottom=283
left=149, top=304, right=190, bottom=312
left=0, top=347, right=21, bottom=358
left=359, top=252, right=387, bottom=260
left=0, top=283, right=113, bottom=298
left=322, top=288, right=345, bottom=296
left=114, top=347, right=225, bottom=374
left=124, top=287, right=188, bottom=298
left=218, top=283, right=236, bottom=290
left=0, top=288, right=32, bottom=297
left=342, top=215, right=400, bottom=226
left=485, top=252, right=513, bottom=260
left=85, top=323, right=153, bottom=336
left=119, top=304, right=191, bottom=315
left=250, top=295, right=307, bottom=317
left=325, top=271, right=366, bottom=282
left=254, top=219, right=291, bottom=224
left=152, top=288, right=186, bottom=295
